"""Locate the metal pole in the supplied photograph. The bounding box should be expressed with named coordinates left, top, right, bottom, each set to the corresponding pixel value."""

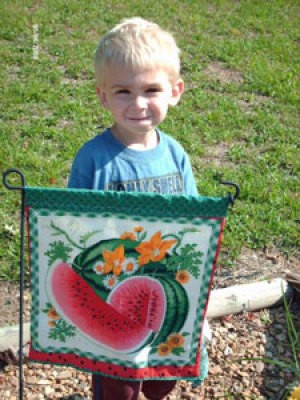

left=3, top=168, right=26, bottom=400
left=220, top=181, right=240, bottom=205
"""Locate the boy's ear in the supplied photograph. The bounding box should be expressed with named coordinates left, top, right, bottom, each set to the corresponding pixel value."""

left=169, top=79, right=184, bottom=106
left=96, top=87, right=108, bottom=108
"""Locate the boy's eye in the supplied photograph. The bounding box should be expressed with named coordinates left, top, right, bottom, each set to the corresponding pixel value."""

left=146, top=87, right=161, bottom=93
left=116, top=89, right=130, bottom=94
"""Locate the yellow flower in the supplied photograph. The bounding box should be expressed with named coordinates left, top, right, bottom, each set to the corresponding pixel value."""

left=167, top=333, right=185, bottom=349
left=175, top=270, right=190, bottom=284
left=135, top=231, right=176, bottom=266
left=120, top=231, right=136, bottom=240
left=288, top=385, right=300, bottom=400
left=157, top=343, right=172, bottom=356
left=102, top=246, right=125, bottom=276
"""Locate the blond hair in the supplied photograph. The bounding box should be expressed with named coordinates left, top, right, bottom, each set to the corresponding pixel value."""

left=95, top=17, right=181, bottom=86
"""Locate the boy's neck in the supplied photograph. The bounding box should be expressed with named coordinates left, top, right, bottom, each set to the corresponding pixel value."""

left=111, top=126, right=159, bottom=150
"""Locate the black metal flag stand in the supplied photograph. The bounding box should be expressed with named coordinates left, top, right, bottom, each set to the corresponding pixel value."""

left=3, top=169, right=26, bottom=400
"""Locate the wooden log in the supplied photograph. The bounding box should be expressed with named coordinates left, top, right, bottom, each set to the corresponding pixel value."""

left=207, top=277, right=294, bottom=319
left=0, top=278, right=294, bottom=351
left=0, top=323, right=30, bottom=352
left=285, top=269, right=300, bottom=294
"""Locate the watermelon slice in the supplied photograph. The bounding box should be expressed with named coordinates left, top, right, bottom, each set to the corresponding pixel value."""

left=48, top=263, right=153, bottom=352
left=107, top=276, right=166, bottom=332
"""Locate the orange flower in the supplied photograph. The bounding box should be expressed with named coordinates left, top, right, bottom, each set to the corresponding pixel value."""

left=120, top=231, right=136, bottom=240
left=157, top=343, right=172, bottom=356
left=167, top=333, right=185, bottom=348
left=48, top=320, right=56, bottom=327
left=134, top=226, right=144, bottom=232
left=135, top=231, right=176, bottom=266
left=48, top=308, right=60, bottom=320
left=175, top=270, right=190, bottom=284
left=102, top=246, right=125, bottom=276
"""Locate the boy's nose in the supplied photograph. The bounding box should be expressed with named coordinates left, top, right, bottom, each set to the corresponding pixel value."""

left=132, top=96, right=147, bottom=109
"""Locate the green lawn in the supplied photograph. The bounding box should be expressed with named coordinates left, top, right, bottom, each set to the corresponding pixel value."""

left=1, top=0, right=299, bottom=280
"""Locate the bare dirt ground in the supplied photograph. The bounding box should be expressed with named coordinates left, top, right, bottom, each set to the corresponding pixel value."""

left=0, top=246, right=299, bottom=400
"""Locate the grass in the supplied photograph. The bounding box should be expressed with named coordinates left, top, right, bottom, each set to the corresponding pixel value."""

left=0, top=0, right=299, bottom=280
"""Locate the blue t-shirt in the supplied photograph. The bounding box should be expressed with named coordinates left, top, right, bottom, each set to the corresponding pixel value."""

left=68, top=128, right=198, bottom=196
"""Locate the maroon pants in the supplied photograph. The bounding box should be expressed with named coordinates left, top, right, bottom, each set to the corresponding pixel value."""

left=92, top=375, right=177, bottom=400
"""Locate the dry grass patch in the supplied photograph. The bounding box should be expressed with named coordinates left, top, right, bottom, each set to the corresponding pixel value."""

left=203, top=61, right=244, bottom=84
left=199, top=142, right=236, bottom=168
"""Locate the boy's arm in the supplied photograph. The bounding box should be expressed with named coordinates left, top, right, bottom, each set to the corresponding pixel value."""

left=181, top=154, right=198, bottom=196
left=68, top=148, right=94, bottom=189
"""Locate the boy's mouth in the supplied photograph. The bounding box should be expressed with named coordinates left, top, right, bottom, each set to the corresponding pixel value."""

left=128, top=117, right=150, bottom=121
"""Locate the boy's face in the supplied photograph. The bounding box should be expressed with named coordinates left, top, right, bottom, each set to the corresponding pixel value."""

left=96, top=66, right=184, bottom=145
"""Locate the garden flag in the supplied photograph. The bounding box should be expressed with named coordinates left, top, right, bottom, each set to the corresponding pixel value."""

left=26, top=188, right=230, bottom=380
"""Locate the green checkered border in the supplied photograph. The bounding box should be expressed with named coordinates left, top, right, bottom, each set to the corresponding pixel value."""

left=25, top=187, right=230, bottom=218
left=28, top=201, right=226, bottom=369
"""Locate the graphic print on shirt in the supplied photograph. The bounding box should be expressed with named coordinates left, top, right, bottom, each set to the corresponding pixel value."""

left=106, top=173, right=183, bottom=194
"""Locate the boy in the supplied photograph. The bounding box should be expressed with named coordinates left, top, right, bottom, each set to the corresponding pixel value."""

left=68, top=17, right=209, bottom=400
